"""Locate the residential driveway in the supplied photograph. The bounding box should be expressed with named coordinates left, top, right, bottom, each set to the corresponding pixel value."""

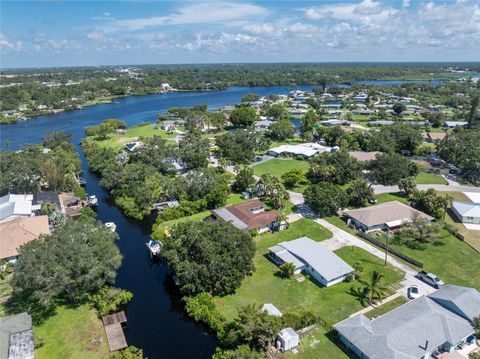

left=314, top=217, right=438, bottom=297
left=373, top=184, right=480, bottom=194
left=249, top=154, right=274, bottom=167
left=288, top=191, right=305, bottom=206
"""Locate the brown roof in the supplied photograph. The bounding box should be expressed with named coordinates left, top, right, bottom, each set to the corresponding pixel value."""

left=214, top=200, right=278, bottom=230
left=422, top=132, right=446, bottom=141
left=348, top=151, right=383, bottom=162
left=0, top=216, right=50, bottom=259
left=413, top=160, right=434, bottom=170
left=343, top=201, right=434, bottom=227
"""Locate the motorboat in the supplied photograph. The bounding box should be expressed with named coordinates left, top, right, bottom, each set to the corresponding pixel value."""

left=105, top=222, right=116, bottom=232
left=146, top=240, right=162, bottom=256
left=87, top=195, right=98, bottom=206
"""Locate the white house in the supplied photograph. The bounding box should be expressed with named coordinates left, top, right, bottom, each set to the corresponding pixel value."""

left=451, top=201, right=480, bottom=225
left=268, top=237, right=354, bottom=287
left=277, top=327, right=299, bottom=352
left=267, top=143, right=334, bottom=159
left=0, top=194, right=36, bottom=223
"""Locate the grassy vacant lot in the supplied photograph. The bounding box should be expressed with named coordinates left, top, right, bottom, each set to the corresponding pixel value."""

left=375, top=192, right=408, bottom=204
left=252, top=159, right=309, bottom=178
left=35, top=304, right=109, bottom=359
left=85, top=123, right=176, bottom=149
left=415, top=172, right=448, bottom=185
left=364, top=296, right=408, bottom=319
left=215, top=219, right=405, bottom=326
left=386, top=229, right=480, bottom=290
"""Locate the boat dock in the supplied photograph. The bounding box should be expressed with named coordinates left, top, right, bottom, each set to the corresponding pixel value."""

left=102, top=311, right=128, bottom=352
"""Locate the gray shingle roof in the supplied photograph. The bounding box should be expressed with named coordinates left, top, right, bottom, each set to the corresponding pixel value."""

left=452, top=201, right=480, bottom=218
left=269, top=237, right=354, bottom=281
left=428, top=285, right=480, bottom=321
left=0, top=313, right=33, bottom=359
left=334, top=285, right=480, bottom=359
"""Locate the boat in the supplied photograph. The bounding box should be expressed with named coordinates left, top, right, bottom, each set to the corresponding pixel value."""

left=146, top=240, right=162, bottom=256
left=78, top=177, right=87, bottom=186
left=105, top=222, right=116, bottom=232
left=87, top=195, right=98, bottom=206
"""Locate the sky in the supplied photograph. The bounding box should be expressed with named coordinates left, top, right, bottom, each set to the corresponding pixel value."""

left=1, top=0, right=479, bottom=68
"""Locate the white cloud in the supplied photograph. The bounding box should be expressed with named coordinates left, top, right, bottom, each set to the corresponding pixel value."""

left=0, top=33, right=22, bottom=51
left=113, top=2, right=268, bottom=30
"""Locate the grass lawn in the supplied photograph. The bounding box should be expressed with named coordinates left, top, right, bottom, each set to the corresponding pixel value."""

left=386, top=229, right=480, bottom=290
left=35, top=304, right=109, bottom=359
left=215, top=218, right=404, bottom=325
left=252, top=159, right=309, bottom=179
left=375, top=192, right=408, bottom=205
left=364, top=296, right=408, bottom=319
left=323, top=215, right=356, bottom=235
left=85, top=123, right=176, bottom=149
left=415, top=172, right=448, bottom=185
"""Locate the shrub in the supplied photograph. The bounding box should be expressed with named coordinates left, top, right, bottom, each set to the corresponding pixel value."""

left=90, top=286, right=133, bottom=317
left=184, top=293, right=226, bottom=335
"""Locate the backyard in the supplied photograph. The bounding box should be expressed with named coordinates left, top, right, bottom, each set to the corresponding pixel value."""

left=415, top=172, right=448, bottom=185
left=214, top=219, right=405, bottom=326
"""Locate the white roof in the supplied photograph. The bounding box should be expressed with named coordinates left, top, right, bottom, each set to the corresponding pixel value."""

left=452, top=201, right=480, bottom=218
left=268, top=143, right=332, bottom=158
left=279, top=327, right=298, bottom=340
left=261, top=303, right=283, bottom=317
left=269, top=237, right=354, bottom=281
left=0, top=194, right=33, bottom=221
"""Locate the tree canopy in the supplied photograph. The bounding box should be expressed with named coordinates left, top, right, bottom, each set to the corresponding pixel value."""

left=304, top=182, right=348, bottom=216
left=230, top=106, right=257, bottom=127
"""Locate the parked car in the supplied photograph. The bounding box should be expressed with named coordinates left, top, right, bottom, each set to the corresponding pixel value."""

left=417, top=271, right=444, bottom=288
left=407, top=285, right=420, bottom=299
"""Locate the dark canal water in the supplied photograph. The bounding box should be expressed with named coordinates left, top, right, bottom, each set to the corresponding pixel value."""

left=0, top=80, right=442, bottom=358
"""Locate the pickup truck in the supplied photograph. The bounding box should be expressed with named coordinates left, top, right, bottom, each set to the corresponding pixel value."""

left=417, top=271, right=445, bottom=288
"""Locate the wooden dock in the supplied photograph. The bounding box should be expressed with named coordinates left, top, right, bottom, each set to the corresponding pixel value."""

left=102, top=311, right=128, bottom=352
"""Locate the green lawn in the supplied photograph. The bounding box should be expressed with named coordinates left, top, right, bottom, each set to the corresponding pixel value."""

left=323, top=216, right=357, bottom=235
left=215, top=219, right=404, bottom=325
left=386, top=229, right=480, bottom=290
left=252, top=159, right=309, bottom=178
left=375, top=192, right=408, bottom=204
left=415, top=172, right=448, bottom=185
left=364, top=296, right=408, bottom=319
left=85, top=123, right=176, bottom=149
left=35, top=304, right=109, bottom=359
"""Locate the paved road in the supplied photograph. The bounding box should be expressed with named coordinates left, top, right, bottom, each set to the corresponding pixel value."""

left=316, top=217, right=438, bottom=297
left=373, top=184, right=480, bottom=194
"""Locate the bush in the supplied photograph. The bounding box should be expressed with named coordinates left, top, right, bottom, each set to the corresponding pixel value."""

left=110, top=346, right=144, bottom=359
left=184, top=293, right=226, bottom=335
left=90, top=286, right=133, bottom=317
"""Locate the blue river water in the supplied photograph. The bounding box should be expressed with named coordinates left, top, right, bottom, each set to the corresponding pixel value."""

left=0, top=80, right=443, bottom=358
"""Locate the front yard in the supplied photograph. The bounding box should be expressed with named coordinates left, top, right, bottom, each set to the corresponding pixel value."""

left=415, top=172, right=448, bottom=185
left=252, top=158, right=309, bottom=179
left=214, top=219, right=405, bottom=326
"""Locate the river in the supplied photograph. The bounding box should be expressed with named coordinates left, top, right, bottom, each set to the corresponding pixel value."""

left=0, top=80, right=443, bottom=358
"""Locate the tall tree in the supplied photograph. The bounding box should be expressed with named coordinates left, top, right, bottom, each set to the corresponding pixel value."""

left=304, top=182, right=348, bottom=216
left=230, top=106, right=257, bottom=128
left=179, top=130, right=210, bottom=170
left=347, top=179, right=375, bottom=207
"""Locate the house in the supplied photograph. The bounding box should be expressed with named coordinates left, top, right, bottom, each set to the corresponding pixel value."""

left=334, top=285, right=480, bottom=359
left=254, top=119, right=273, bottom=131
left=261, top=303, right=283, bottom=317
left=277, top=328, right=300, bottom=352
left=0, top=312, right=34, bottom=359
left=268, top=143, right=334, bottom=159
left=348, top=151, right=382, bottom=163
left=155, top=201, right=180, bottom=212
left=124, top=141, right=143, bottom=152
left=343, top=201, right=434, bottom=232
left=211, top=200, right=279, bottom=233
left=33, top=191, right=62, bottom=212
left=353, top=93, right=368, bottom=102
left=368, top=120, right=394, bottom=126
left=0, top=194, right=34, bottom=223
left=451, top=201, right=480, bottom=225
left=422, top=132, right=447, bottom=143
left=0, top=215, right=50, bottom=262
left=115, top=128, right=127, bottom=135
left=444, top=121, right=468, bottom=128
left=268, top=237, right=354, bottom=287
left=320, top=119, right=351, bottom=126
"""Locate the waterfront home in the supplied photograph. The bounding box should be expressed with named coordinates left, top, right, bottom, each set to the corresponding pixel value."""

left=211, top=200, right=279, bottom=233
left=334, top=285, right=480, bottom=359
left=268, top=143, right=335, bottom=159
left=0, top=194, right=35, bottom=223
left=155, top=200, right=180, bottom=212
left=124, top=141, right=143, bottom=152
left=343, top=201, right=434, bottom=232
left=451, top=201, right=480, bottom=225
left=0, top=312, right=34, bottom=359
left=268, top=237, right=354, bottom=287
left=33, top=191, right=62, bottom=212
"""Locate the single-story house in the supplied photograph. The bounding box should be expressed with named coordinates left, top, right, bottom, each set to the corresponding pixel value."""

left=320, top=119, right=351, bottom=126
left=155, top=201, right=180, bottom=212
left=444, top=121, right=468, bottom=128
left=0, top=215, right=50, bottom=262
left=368, top=120, right=394, bottom=126
left=348, top=151, right=382, bottom=163
left=0, top=312, right=34, bottom=359
left=277, top=327, right=300, bottom=352
left=33, top=191, right=62, bottom=212
left=124, top=141, right=143, bottom=152
left=261, top=303, right=283, bottom=317
left=268, top=237, right=354, bottom=287
left=211, top=200, right=280, bottom=233
left=254, top=119, right=273, bottom=131
left=451, top=201, right=480, bottom=225
left=353, top=93, right=368, bottom=102
left=422, top=132, right=446, bottom=143
left=343, top=201, right=434, bottom=232
left=0, top=194, right=34, bottom=223
left=268, top=143, right=335, bottom=159
left=334, top=285, right=480, bottom=359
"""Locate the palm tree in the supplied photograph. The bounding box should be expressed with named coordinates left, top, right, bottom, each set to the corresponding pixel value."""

left=41, top=201, right=56, bottom=216
left=360, top=271, right=388, bottom=305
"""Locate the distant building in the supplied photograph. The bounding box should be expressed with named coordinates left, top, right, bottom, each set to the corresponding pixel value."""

left=124, top=141, right=143, bottom=152
left=268, top=237, right=354, bottom=287
left=211, top=200, right=280, bottom=233
left=0, top=313, right=34, bottom=359
left=451, top=201, right=480, bottom=225
left=421, top=132, right=447, bottom=142
left=348, top=151, right=382, bottom=162
left=33, top=191, right=62, bottom=212
left=343, top=201, right=434, bottom=232
left=444, top=121, right=468, bottom=128
left=268, top=143, right=334, bottom=159
left=0, top=215, right=50, bottom=262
